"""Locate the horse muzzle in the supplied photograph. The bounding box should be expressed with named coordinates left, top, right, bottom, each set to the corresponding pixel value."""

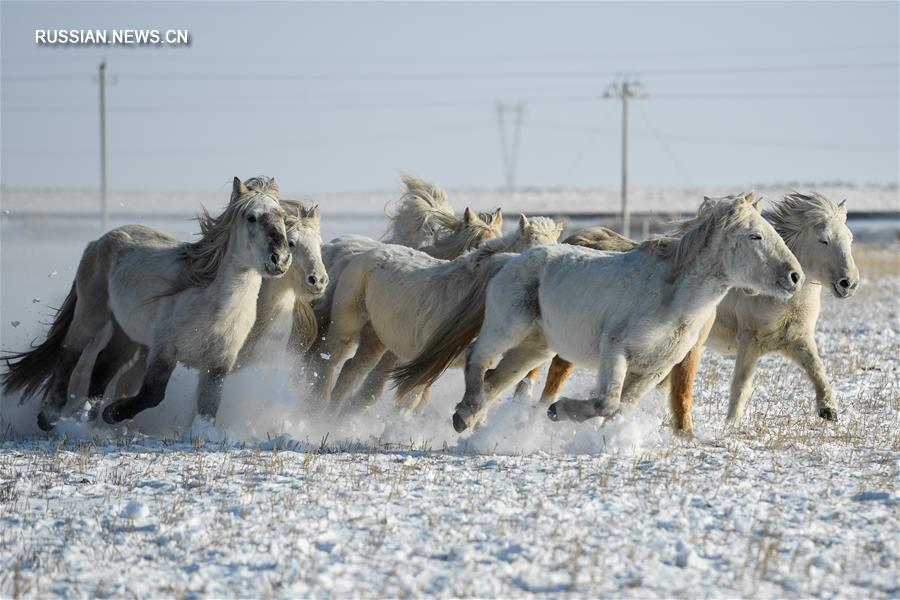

left=304, top=272, right=328, bottom=297
left=832, top=275, right=858, bottom=299
left=265, top=249, right=292, bottom=277
left=774, top=266, right=803, bottom=298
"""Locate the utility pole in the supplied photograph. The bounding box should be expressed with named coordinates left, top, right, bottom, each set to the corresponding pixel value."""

left=98, top=61, right=108, bottom=232
left=496, top=102, right=524, bottom=191
left=604, top=76, right=646, bottom=239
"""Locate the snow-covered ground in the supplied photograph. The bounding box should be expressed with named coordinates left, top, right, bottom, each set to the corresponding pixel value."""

left=0, top=207, right=898, bottom=597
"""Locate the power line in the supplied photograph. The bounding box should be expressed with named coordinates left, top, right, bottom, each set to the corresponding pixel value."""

left=3, top=90, right=897, bottom=115
left=3, top=43, right=896, bottom=64
left=3, top=61, right=896, bottom=83
left=528, top=121, right=899, bottom=152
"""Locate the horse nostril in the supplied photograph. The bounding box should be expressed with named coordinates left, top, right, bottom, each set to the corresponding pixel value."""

left=307, top=274, right=317, bottom=285
left=270, top=253, right=279, bottom=265
left=790, top=271, right=800, bottom=285
left=838, top=278, right=850, bottom=289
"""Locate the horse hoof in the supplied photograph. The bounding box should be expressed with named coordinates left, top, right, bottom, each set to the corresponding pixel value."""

left=547, top=403, right=560, bottom=421
left=452, top=412, right=468, bottom=433
left=102, top=403, right=124, bottom=424
left=36, top=411, right=54, bottom=432
left=818, top=406, right=838, bottom=421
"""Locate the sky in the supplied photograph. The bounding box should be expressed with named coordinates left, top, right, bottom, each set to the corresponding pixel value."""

left=1, top=1, right=898, bottom=193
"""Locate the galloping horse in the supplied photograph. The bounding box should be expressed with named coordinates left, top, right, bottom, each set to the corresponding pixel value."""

left=3, top=177, right=292, bottom=430
left=325, top=215, right=563, bottom=413
left=519, top=192, right=858, bottom=430
left=392, top=193, right=803, bottom=433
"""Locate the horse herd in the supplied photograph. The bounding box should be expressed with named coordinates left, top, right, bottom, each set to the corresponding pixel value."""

left=2, top=174, right=859, bottom=437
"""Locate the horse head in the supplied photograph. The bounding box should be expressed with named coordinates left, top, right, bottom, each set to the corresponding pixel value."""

left=282, top=200, right=327, bottom=300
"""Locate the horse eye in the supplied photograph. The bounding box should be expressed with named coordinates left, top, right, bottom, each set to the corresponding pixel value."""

left=289, top=240, right=296, bottom=248
left=820, top=240, right=829, bottom=245
left=749, top=233, right=762, bottom=240
left=247, top=215, right=257, bottom=223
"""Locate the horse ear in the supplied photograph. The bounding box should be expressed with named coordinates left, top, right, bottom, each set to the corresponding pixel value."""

left=752, top=195, right=763, bottom=211
left=744, top=191, right=756, bottom=204
left=233, top=177, right=249, bottom=197
left=464, top=207, right=477, bottom=225
left=518, top=214, right=529, bottom=232
left=308, top=205, right=321, bottom=221
left=491, top=208, right=503, bottom=227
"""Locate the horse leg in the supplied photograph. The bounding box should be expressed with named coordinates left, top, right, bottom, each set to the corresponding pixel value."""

left=101, top=351, right=176, bottom=424
left=539, top=356, right=576, bottom=404
left=318, top=274, right=368, bottom=405
left=359, top=351, right=397, bottom=408
left=87, top=345, right=148, bottom=422
left=87, top=321, right=140, bottom=399
left=452, top=307, right=536, bottom=433
left=196, top=367, right=228, bottom=422
left=39, top=280, right=113, bottom=430
left=331, top=323, right=386, bottom=415
left=512, top=364, right=543, bottom=400
left=726, top=336, right=762, bottom=424
left=547, top=346, right=626, bottom=422
left=667, top=313, right=714, bottom=433
left=482, top=336, right=554, bottom=412
left=782, top=337, right=837, bottom=421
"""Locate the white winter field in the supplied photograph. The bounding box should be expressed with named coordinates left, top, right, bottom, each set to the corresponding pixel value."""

left=0, top=190, right=898, bottom=598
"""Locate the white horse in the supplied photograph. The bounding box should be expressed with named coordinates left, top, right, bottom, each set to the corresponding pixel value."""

left=305, top=175, right=502, bottom=395
left=382, top=173, right=503, bottom=256
left=2, top=177, right=293, bottom=430
left=708, top=192, right=859, bottom=422
left=325, top=215, right=563, bottom=412
left=522, top=192, right=860, bottom=428
left=392, top=194, right=803, bottom=433
left=237, top=200, right=327, bottom=366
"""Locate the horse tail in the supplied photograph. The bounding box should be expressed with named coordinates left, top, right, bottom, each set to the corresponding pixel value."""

left=391, top=255, right=509, bottom=399
left=382, top=173, right=458, bottom=248
left=2, top=282, right=77, bottom=403
left=563, top=226, right=637, bottom=252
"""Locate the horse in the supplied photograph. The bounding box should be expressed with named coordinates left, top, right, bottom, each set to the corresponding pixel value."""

left=708, top=192, right=858, bottom=422
left=391, top=193, right=804, bottom=433
left=236, top=200, right=327, bottom=366
left=518, top=191, right=859, bottom=429
left=382, top=173, right=503, bottom=257
left=324, top=215, right=563, bottom=413
left=304, top=174, right=502, bottom=397
left=2, top=177, right=292, bottom=431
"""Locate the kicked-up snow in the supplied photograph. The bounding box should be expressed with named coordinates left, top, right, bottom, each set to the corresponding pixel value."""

left=0, top=212, right=898, bottom=597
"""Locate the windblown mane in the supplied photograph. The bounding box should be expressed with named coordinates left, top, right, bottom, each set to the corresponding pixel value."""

left=383, top=173, right=457, bottom=246
left=425, top=213, right=499, bottom=259
left=170, top=176, right=281, bottom=294
left=763, top=191, right=846, bottom=250
left=638, top=193, right=755, bottom=281
left=281, top=199, right=319, bottom=232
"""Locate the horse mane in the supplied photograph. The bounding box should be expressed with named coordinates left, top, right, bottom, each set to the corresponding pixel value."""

left=169, top=176, right=281, bottom=295
left=290, top=297, right=318, bottom=353
left=638, top=193, right=755, bottom=281
left=425, top=212, right=499, bottom=259
left=382, top=173, right=458, bottom=246
left=281, top=199, right=320, bottom=233
left=763, top=191, right=846, bottom=250
left=564, top=227, right=636, bottom=252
